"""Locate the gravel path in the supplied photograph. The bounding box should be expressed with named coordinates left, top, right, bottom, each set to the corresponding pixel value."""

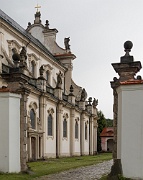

left=36, top=160, right=113, bottom=180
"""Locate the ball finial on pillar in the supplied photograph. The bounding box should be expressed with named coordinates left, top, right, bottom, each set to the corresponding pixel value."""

left=124, top=41, right=133, bottom=54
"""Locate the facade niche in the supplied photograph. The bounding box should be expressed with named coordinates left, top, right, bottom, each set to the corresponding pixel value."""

left=47, top=114, right=53, bottom=136
left=31, top=60, right=36, bottom=76
left=63, top=119, right=67, bottom=138
left=85, top=122, right=87, bottom=140
left=75, top=121, right=78, bottom=139
left=30, top=109, right=36, bottom=129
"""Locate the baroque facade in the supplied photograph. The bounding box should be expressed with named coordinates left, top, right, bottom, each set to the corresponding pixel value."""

left=0, top=9, right=98, bottom=172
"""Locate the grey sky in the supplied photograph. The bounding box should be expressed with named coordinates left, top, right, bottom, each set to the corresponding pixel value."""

left=1, top=0, right=143, bottom=119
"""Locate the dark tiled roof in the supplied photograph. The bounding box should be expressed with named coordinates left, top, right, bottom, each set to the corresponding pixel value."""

left=0, top=9, right=63, bottom=66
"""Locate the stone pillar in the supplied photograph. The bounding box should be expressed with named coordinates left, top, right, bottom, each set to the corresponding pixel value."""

left=79, top=101, right=85, bottom=110
left=39, top=96, right=46, bottom=158
left=56, top=102, right=63, bottom=157
left=80, top=112, right=85, bottom=155
left=70, top=108, right=75, bottom=156
left=89, top=116, right=94, bottom=155
left=29, top=137, right=31, bottom=159
left=37, top=79, right=46, bottom=92
left=86, top=103, right=94, bottom=155
left=109, top=41, right=142, bottom=178
left=0, top=92, right=21, bottom=173
left=68, top=95, right=75, bottom=105
left=93, top=118, right=98, bottom=155
left=20, top=91, right=29, bottom=172
left=54, top=88, right=62, bottom=100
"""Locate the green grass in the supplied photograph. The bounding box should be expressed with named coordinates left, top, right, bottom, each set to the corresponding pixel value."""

left=0, top=153, right=112, bottom=180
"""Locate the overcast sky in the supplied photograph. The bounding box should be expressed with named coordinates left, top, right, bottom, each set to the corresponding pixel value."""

left=1, top=0, right=143, bottom=119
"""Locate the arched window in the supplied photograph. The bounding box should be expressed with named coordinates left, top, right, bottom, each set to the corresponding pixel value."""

left=30, top=109, right=35, bottom=129
left=85, top=123, right=87, bottom=140
left=48, top=114, right=53, bottom=136
left=63, top=119, right=67, bottom=138
left=75, top=121, right=78, bottom=139
left=31, top=61, right=35, bottom=76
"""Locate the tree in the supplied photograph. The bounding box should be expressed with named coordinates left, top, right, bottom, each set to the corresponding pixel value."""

left=97, top=110, right=106, bottom=152
left=106, top=118, right=113, bottom=127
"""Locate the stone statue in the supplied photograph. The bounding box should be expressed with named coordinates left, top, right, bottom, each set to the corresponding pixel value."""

left=64, top=37, right=70, bottom=50
left=20, top=47, right=27, bottom=60
left=19, top=46, right=27, bottom=67
left=92, top=98, right=98, bottom=107
left=37, top=117, right=42, bottom=131
left=80, top=88, right=87, bottom=101
left=88, top=97, right=92, bottom=105
left=39, top=65, right=45, bottom=78
left=56, top=71, right=63, bottom=88
left=27, top=116, right=32, bottom=129
left=12, top=48, right=20, bottom=62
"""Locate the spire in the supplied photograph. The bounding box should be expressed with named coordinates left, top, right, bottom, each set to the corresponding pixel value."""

left=35, top=4, right=41, bottom=12
left=34, top=4, right=41, bottom=24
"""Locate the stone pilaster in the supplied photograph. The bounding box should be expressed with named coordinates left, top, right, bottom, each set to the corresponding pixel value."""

left=70, top=109, right=75, bottom=156
left=54, top=88, right=63, bottom=100
left=89, top=116, right=94, bottom=155
left=39, top=95, right=46, bottom=158
left=20, top=90, right=30, bottom=172
left=79, top=101, right=85, bottom=110
left=68, top=95, right=75, bottom=105
left=93, top=118, right=98, bottom=155
left=80, top=112, right=85, bottom=155
left=56, top=102, right=63, bottom=157
left=37, top=79, right=46, bottom=92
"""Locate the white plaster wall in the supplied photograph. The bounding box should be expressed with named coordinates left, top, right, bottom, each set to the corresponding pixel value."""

left=60, top=108, right=70, bottom=156
left=75, top=139, right=80, bottom=154
left=1, top=22, right=65, bottom=87
left=84, top=117, right=89, bottom=155
left=0, top=92, right=21, bottom=172
left=74, top=112, right=80, bottom=154
left=117, top=84, right=143, bottom=179
left=45, top=102, right=56, bottom=157
left=29, top=27, right=44, bottom=44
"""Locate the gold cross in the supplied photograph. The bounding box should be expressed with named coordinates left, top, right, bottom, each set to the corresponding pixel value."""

left=35, top=4, right=41, bottom=12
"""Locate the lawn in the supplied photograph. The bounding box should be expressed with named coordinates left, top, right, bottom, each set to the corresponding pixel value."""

left=0, top=153, right=112, bottom=180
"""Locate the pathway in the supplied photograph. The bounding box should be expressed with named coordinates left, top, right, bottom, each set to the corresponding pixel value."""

left=36, top=160, right=113, bottom=180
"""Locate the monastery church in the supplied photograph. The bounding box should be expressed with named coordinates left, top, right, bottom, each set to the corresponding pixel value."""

left=0, top=8, right=98, bottom=172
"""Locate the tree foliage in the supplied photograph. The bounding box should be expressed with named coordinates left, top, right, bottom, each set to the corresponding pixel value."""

left=106, top=118, right=113, bottom=127
left=97, top=110, right=106, bottom=152
left=97, top=111, right=113, bottom=152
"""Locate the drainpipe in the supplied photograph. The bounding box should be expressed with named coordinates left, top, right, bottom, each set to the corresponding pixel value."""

left=56, top=102, right=58, bottom=158
left=89, top=115, right=91, bottom=155
left=80, top=113, right=82, bottom=156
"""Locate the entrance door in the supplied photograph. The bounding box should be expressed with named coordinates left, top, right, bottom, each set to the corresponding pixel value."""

left=31, top=137, right=36, bottom=160
left=107, top=139, right=113, bottom=152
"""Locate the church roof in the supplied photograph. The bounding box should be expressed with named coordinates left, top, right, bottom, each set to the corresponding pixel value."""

left=0, top=9, right=64, bottom=67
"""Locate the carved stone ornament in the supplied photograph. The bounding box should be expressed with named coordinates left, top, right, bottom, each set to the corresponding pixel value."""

left=63, top=113, right=69, bottom=119
left=47, top=108, right=54, bottom=115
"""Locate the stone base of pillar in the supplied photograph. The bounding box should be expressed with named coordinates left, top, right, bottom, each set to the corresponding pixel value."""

left=108, top=159, right=122, bottom=179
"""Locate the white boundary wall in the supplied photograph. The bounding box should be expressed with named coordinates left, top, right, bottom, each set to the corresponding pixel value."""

left=117, top=84, right=143, bottom=179
left=0, top=92, right=21, bottom=172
